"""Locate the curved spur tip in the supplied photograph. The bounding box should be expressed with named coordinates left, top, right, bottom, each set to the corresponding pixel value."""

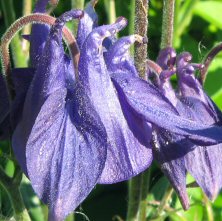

left=79, top=10, right=85, bottom=19
left=170, top=66, right=176, bottom=72
left=199, top=64, right=205, bottom=70
left=91, top=0, right=99, bottom=7
left=180, top=193, right=190, bottom=211
left=134, top=34, right=143, bottom=43
left=115, top=17, right=128, bottom=28
left=143, top=36, right=148, bottom=44
left=50, top=0, right=59, bottom=6
left=134, top=35, right=148, bottom=44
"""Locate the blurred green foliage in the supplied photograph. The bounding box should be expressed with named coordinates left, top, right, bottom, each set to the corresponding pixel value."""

left=0, top=0, right=222, bottom=220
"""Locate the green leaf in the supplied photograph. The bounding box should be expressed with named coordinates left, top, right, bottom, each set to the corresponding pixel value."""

left=194, top=1, right=222, bottom=28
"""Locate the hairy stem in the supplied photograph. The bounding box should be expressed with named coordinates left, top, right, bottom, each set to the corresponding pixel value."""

left=152, top=186, right=174, bottom=218
left=203, top=194, right=214, bottom=221
left=161, top=0, right=175, bottom=49
left=200, top=42, right=222, bottom=84
left=134, top=0, right=149, bottom=79
left=0, top=13, right=79, bottom=97
left=138, top=170, right=151, bottom=221
left=126, top=175, right=143, bottom=221
left=126, top=2, right=150, bottom=221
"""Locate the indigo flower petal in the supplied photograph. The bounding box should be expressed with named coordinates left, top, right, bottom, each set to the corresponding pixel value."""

left=176, top=55, right=222, bottom=201
left=30, top=0, right=51, bottom=67
left=79, top=18, right=153, bottom=183
left=10, top=68, right=35, bottom=129
left=152, top=130, right=190, bottom=210
left=77, top=0, right=98, bottom=49
left=111, top=73, right=222, bottom=145
left=26, top=88, right=107, bottom=220
left=12, top=9, right=83, bottom=175
left=13, top=9, right=106, bottom=220
left=156, top=47, right=176, bottom=70
left=34, top=0, right=50, bottom=12
left=105, top=35, right=139, bottom=76
left=185, top=145, right=222, bottom=200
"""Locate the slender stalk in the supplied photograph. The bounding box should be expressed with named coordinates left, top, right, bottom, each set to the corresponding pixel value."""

left=203, top=194, right=214, bottom=221
left=160, top=0, right=175, bottom=49
left=152, top=186, right=174, bottom=218
left=71, top=0, right=85, bottom=9
left=126, top=175, right=143, bottom=221
left=7, top=186, right=31, bottom=221
left=138, top=169, right=151, bottom=220
left=22, top=0, right=32, bottom=54
left=129, top=0, right=135, bottom=34
left=129, top=0, right=135, bottom=54
left=0, top=0, right=28, bottom=67
left=104, top=0, right=116, bottom=24
left=0, top=167, right=31, bottom=221
left=71, top=0, right=85, bottom=34
left=134, top=0, right=149, bottom=80
left=126, top=2, right=149, bottom=221
left=200, top=42, right=222, bottom=84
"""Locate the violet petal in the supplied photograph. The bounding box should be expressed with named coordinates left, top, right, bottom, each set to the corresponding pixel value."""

left=79, top=19, right=153, bottom=183
left=111, top=73, right=222, bottom=145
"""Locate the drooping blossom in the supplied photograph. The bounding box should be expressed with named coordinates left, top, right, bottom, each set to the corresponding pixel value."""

left=145, top=48, right=222, bottom=209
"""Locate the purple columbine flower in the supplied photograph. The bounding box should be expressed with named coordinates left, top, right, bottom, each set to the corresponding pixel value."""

left=146, top=48, right=222, bottom=209
left=12, top=9, right=107, bottom=221
left=176, top=52, right=222, bottom=203
left=77, top=3, right=222, bottom=188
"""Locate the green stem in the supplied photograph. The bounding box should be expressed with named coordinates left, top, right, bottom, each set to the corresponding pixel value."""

left=134, top=0, right=149, bottom=80
left=22, top=0, right=32, bottom=54
left=0, top=0, right=28, bottom=67
left=7, top=186, right=31, bottom=221
left=71, top=0, right=85, bottom=34
left=203, top=194, right=214, bottom=221
left=129, top=0, right=135, bottom=35
left=160, top=0, right=175, bottom=49
left=126, top=169, right=151, bottom=221
left=0, top=168, right=31, bottom=221
left=126, top=2, right=149, bottom=221
left=138, top=169, right=151, bottom=221
left=126, top=175, right=143, bottom=221
left=152, top=186, right=174, bottom=219
left=104, top=0, right=116, bottom=24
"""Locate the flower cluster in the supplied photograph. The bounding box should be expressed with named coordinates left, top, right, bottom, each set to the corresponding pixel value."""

left=1, top=0, right=222, bottom=220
